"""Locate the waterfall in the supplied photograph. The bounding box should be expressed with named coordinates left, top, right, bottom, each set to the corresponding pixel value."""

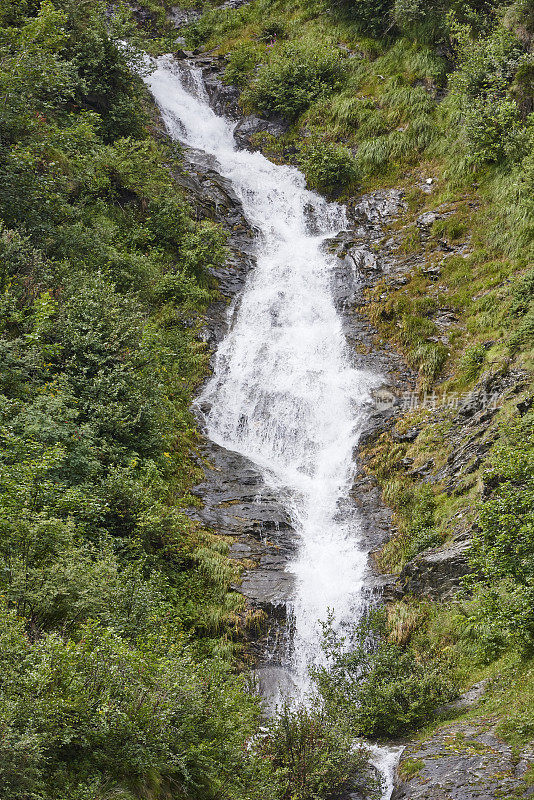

left=145, top=55, right=399, bottom=797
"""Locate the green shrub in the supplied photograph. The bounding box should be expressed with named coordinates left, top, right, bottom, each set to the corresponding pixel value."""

left=332, top=0, right=394, bottom=35
left=243, top=42, right=346, bottom=120
left=463, top=96, right=522, bottom=165
left=0, top=607, right=274, bottom=800
left=466, top=412, right=534, bottom=656
left=259, top=703, right=381, bottom=800
left=461, top=581, right=534, bottom=662
left=298, top=137, right=359, bottom=195
left=446, top=17, right=531, bottom=166
left=471, top=412, right=534, bottom=585
left=259, top=17, right=288, bottom=42
left=509, top=267, right=534, bottom=317
left=313, top=613, right=457, bottom=738
left=224, top=41, right=265, bottom=87
left=0, top=5, right=271, bottom=797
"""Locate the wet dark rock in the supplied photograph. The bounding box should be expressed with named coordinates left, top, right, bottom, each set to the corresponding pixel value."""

left=173, top=144, right=258, bottom=348
left=518, top=395, right=533, bottom=415
left=434, top=309, right=458, bottom=329
left=191, top=443, right=294, bottom=546
left=239, top=569, right=294, bottom=616
left=177, top=146, right=249, bottom=233
left=188, top=440, right=296, bottom=622
left=352, top=467, right=398, bottom=556
left=129, top=2, right=159, bottom=27
left=203, top=74, right=242, bottom=118
left=392, top=719, right=533, bottom=800
left=170, top=51, right=243, bottom=118
left=408, top=458, right=434, bottom=478
left=369, top=572, right=403, bottom=601
left=319, top=190, right=420, bottom=592
left=350, top=190, right=405, bottom=224
left=234, top=114, right=289, bottom=149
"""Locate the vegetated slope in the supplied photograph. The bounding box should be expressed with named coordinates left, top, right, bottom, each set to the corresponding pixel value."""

left=1, top=0, right=532, bottom=797
left=0, top=2, right=281, bottom=798
left=171, top=0, right=534, bottom=792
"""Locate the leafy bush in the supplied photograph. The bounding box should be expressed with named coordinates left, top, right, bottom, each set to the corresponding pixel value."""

left=447, top=17, right=532, bottom=166
left=471, top=412, right=534, bottom=585
left=0, top=4, right=271, bottom=797
left=259, top=18, right=288, bottom=42
left=313, top=613, right=457, bottom=738
left=298, top=137, right=359, bottom=195
left=224, top=41, right=265, bottom=87
left=467, top=412, right=534, bottom=656
left=332, top=0, right=394, bottom=35
left=392, top=0, right=498, bottom=44
left=463, top=96, right=522, bottom=164
left=259, top=703, right=381, bottom=800
left=0, top=607, right=273, bottom=800
left=243, top=42, right=346, bottom=120
left=460, top=581, right=534, bottom=662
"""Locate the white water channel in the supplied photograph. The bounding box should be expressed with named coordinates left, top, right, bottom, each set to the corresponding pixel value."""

left=145, top=56, right=400, bottom=797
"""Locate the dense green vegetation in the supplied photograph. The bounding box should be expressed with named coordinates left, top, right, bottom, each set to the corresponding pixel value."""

left=0, top=2, right=278, bottom=797
left=2, top=0, right=533, bottom=796
left=313, top=612, right=457, bottom=738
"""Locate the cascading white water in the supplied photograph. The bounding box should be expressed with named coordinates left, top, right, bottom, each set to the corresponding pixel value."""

left=145, top=58, right=397, bottom=781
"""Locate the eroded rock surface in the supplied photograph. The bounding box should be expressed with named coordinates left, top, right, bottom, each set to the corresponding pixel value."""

left=397, top=536, right=471, bottom=599
left=174, top=144, right=257, bottom=347
left=189, top=440, right=295, bottom=618
left=173, top=140, right=295, bottom=654
left=393, top=719, right=534, bottom=799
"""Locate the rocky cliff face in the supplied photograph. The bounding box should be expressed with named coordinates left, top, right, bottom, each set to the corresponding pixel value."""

left=165, top=56, right=425, bottom=675
left=170, top=135, right=297, bottom=662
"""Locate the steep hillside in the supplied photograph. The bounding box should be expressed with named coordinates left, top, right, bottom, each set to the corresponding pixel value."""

left=168, top=0, right=534, bottom=796
left=0, top=0, right=532, bottom=798
left=0, top=2, right=278, bottom=798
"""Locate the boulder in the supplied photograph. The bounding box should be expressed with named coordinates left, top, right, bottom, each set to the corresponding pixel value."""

left=233, top=114, right=289, bottom=149
left=398, top=538, right=471, bottom=599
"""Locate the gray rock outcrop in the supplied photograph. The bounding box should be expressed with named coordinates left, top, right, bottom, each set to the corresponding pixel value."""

left=397, top=537, right=471, bottom=599
left=189, top=441, right=296, bottom=618
left=393, top=719, right=534, bottom=799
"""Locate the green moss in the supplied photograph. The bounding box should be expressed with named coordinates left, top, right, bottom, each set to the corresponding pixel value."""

left=399, top=757, right=425, bottom=780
